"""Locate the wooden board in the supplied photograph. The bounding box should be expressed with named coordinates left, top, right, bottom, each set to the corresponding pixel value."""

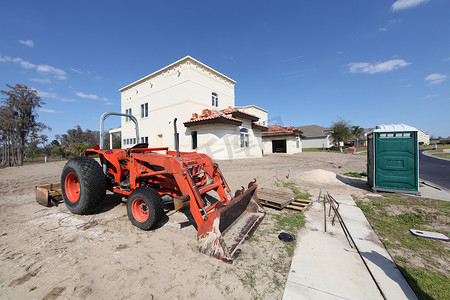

left=257, top=188, right=297, bottom=209
left=285, top=199, right=313, bottom=212
left=257, top=188, right=313, bottom=212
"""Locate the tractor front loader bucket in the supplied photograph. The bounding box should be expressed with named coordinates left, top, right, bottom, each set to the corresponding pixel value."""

left=197, top=184, right=265, bottom=262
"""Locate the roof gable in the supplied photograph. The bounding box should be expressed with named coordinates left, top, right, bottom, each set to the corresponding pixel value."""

left=298, top=125, right=331, bottom=137
left=119, top=56, right=236, bottom=92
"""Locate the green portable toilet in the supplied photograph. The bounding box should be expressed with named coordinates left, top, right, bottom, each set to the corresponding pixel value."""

left=367, top=124, right=419, bottom=194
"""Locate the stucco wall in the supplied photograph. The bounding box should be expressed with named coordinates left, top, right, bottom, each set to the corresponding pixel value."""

left=120, top=58, right=236, bottom=152
left=262, top=135, right=302, bottom=154
left=188, top=120, right=264, bottom=160
left=302, top=136, right=333, bottom=149
left=237, top=105, right=268, bottom=126
left=418, top=130, right=430, bottom=145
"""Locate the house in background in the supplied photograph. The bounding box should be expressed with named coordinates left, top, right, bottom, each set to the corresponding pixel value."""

left=262, top=125, right=302, bottom=154
left=117, top=56, right=268, bottom=160
left=297, top=125, right=333, bottom=149
left=418, top=129, right=430, bottom=145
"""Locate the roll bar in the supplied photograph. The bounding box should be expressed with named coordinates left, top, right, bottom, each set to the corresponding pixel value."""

left=100, top=112, right=139, bottom=149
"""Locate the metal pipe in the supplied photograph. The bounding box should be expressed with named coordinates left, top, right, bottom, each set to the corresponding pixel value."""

left=173, top=118, right=180, bottom=157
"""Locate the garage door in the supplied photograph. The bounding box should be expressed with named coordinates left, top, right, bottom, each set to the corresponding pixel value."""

left=272, top=140, right=287, bottom=153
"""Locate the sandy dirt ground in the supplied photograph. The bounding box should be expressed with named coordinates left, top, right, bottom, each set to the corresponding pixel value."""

left=0, top=152, right=367, bottom=299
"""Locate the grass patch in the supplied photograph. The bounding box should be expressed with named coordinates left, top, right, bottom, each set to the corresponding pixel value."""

left=275, top=180, right=311, bottom=200
left=356, top=194, right=450, bottom=300
left=432, top=153, right=450, bottom=159
left=420, top=144, right=450, bottom=151
left=399, top=266, right=450, bottom=300
left=271, top=211, right=306, bottom=257
left=343, top=171, right=367, bottom=178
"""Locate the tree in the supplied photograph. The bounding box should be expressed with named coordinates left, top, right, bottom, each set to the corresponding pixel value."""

left=351, top=126, right=364, bottom=137
left=351, top=125, right=365, bottom=146
left=103, top=132, right=122, bottom=149
left=56, top=125, right=99, bottom=147
left=0, top=84, right=49, bottom=166
left=330, top=118, right=353, bottom=152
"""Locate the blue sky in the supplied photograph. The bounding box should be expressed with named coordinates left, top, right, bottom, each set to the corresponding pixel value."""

left=1, top=0, right=449, bottom=140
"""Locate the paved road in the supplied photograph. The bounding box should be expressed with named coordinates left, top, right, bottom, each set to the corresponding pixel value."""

left=419, top=150, right=450, bottom=190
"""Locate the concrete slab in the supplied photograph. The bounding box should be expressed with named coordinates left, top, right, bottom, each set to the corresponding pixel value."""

left=283, top=195, right=418, bottom=300
left=419, top=184, right=450, bottom=202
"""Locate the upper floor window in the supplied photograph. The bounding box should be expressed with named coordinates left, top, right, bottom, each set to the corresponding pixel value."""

left=240, top=128, right=249, bottom=148
left=212, top=92, right=218, bottom=107
left=141, top=103, right=148, bottom=118
left=125, top=108, right=132, bottom=122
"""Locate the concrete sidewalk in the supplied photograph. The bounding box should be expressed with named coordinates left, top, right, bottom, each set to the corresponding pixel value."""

left=283, top=195, right=418, bottom=300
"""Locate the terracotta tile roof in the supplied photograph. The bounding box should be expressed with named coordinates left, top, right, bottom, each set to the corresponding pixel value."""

left=262, top=125, right=303, bottom=137
left=184, top=108, right=242, bottom=127
left=252, top=122, right=269, bottom=131
left=221, top=106, right=259, bottom=121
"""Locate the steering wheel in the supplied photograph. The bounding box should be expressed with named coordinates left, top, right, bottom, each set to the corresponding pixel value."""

left=126, top=143, right=148, bottom=156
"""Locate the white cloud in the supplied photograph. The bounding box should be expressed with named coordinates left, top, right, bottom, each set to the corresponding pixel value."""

left=37, top=64, right=67, bottom=80
left=30, top=77, right=51, bottom=84
left=425, top=73, right=446, bottom=85
left=60, top=98, right=77, bottom=102
left=18, top=39, right=34, bottom=48
left=76, top=92, right=99, bottom=99
left=12, top=57, right=36, bottom=69
left=421, top=94, right=439, bottom=100
left=69, top=67, right=84, bottom=74
left=348, top=59, right=411, bottom=74
left=36, top=90, right=58, bottom=99
left=443, top=57, right=450, bottom=62
left=0, top=54, right=66, bottom=80
left=392, top=0, right=428, bottom=11
left=35, top=89, right=78, bottom=103
left=38, top=108, right=58, bottom=113
left=283, top=55, right=304, bottom=62
left=389, top=19, right=403, bottom=24
left=378, top=27, right=387, bottom=32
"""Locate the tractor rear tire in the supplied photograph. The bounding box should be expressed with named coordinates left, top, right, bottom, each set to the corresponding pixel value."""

left=61, top=156, right=106, bottom=214
left=127, top=187, right=164, bottom=230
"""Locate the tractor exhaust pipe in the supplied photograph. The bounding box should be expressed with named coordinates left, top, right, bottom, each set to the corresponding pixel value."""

left=173, top=118, right=180, bottom=157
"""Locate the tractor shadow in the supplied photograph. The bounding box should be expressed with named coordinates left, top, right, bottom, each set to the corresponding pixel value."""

left=97, top=193, right=126, bottom=214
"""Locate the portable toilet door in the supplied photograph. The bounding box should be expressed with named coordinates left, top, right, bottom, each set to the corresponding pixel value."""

left=367, top=124, right=419, bottom=194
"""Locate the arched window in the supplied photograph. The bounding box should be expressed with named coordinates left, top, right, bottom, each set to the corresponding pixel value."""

left=240, top=128, right=249, bottom=148
left=212, top=92, right=218, bottom=107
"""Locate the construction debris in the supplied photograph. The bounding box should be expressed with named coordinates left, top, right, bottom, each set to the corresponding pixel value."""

left=410, top=229, right=449, bottom=241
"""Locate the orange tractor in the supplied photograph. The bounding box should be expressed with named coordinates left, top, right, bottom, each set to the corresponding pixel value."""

left=60, top=112, right=265, bottom=262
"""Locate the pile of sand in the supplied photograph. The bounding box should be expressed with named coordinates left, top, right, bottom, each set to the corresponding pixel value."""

left=299, top=169, right=343, bottom=185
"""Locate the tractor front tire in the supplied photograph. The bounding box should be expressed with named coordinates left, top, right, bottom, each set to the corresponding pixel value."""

left=61, top=156, right=106, bottom=214
left=127, top=187, right=164, bottom=230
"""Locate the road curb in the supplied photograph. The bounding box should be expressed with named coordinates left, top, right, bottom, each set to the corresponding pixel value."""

left=422, top=150, right=450, bottom=162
